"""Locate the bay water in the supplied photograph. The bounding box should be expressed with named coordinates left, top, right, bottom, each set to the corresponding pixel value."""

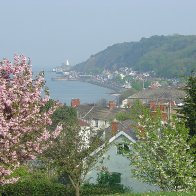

left=44, top=72, right=115, bottom=105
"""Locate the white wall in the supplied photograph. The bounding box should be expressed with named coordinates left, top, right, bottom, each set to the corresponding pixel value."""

left=85, top=135, right=159, bottom=193
left=90, top=119, right=110, bottom=130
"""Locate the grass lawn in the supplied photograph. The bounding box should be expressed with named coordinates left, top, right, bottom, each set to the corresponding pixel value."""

left=102, top=192, right=195, bottom=196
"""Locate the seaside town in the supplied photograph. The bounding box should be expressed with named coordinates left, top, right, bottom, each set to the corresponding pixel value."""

left=1, top=56, right=195, bottom=196
left=46, top=59, right=191, bottom=194
left=52, top=60, right=180, bottom=92
left=1, top=1, right=196, bottom=196
left=52, top=59, right=185, bottom=122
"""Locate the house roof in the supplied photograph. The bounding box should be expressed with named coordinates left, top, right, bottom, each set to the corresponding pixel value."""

left=109, top=130, right=136, bottom=143
left=78, top=119, right=90, bottom=127
left=91, top=129, right=136, bottom=156
left=128, top=87, right=185, bottom=104
left=104, top=119, right=137, bottom=141
left=76, top=105, right=128, bottom=121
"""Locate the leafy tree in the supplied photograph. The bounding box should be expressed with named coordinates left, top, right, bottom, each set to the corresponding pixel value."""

left=34, top=104, right=77, bottom=180
left=0, top=55, right=62, bottom=185
left=127, top=104, right=195, bottom=191
left=115, top=111, right=130, bottom=121
left=51, top=103, right=77, bottom=130
left=41, top=105, right=103, bottom=196
left=180, top=73, right=196, bottom=156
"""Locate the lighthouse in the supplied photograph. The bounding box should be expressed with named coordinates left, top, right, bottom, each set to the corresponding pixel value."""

left=66, top=59, right=70, bottom=66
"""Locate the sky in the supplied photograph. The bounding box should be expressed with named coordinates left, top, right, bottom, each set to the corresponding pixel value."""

left=0, top=0, right=196, bottom=71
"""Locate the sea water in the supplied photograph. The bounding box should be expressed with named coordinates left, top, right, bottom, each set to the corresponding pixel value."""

left=44, top=72, right=115, bottom=105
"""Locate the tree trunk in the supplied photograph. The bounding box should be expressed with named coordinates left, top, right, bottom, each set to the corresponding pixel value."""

left=68, top=175, right=80, bottom=196
left=75, top=184, right=80, bottom=196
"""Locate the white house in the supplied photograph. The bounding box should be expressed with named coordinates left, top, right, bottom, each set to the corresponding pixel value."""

left=85, top=122, right=159, bottom=193
left=75, top=103, right=128, bottom=131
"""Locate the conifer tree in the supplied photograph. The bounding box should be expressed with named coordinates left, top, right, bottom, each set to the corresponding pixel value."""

left=181, top=73, right=196, bottom=137
left=180, top=73, right=196, bottom=156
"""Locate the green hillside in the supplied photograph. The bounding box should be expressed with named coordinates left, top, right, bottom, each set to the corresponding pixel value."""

left=74, top=35, right=196, bottom=77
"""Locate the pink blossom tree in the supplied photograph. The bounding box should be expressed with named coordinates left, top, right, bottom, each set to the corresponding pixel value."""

left=0, top=55, right=62, bottom=185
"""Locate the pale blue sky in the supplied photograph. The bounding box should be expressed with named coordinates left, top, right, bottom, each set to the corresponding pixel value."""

left=0, top=0, right=196, bottom=71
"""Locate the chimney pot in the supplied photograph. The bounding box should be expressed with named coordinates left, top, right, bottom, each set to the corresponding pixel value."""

left=108, top=100, right=116, bottom=110
left=111, top=119, right=119, bottom=135
left=71, top=98, right=80, bottom=108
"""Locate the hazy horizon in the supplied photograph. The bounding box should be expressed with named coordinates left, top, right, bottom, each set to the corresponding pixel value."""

left=1, top=0, right=196, bottom=71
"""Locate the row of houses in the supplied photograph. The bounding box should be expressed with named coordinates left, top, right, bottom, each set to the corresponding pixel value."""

left=71, top=100, right=156, bottom=192
left=69, top=87, right=185, bottom=192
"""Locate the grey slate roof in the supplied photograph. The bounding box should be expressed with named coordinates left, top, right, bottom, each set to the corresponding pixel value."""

left=128, top=87, right=185, bottom=104
left=104, top=119, right=137, bottom=141
left=76, top=105, right=128, bottom=121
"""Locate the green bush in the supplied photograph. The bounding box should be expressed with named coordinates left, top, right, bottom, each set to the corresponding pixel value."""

left=0, top=170, right=127, bottom=196
left=0, top=182, right=127, bottom=196
left=97, top=171, right=121, bottom=186
left=10, top=166, right=30, bottom=179
left=0, top=180, right=67, bottom=196
left=81, top=183, right=126, bottom=195
left=0, top=171, right=69, bottom=196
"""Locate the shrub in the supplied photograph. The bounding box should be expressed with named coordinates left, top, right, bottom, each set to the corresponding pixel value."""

left=0, top=181, right=128, bottom=196
left=0, top=180, right=67, bottom=196
left=0, top=171, right=68, bottom=196
left=81, top=183, right=126, bottom=195
left=0, top=171, right=127, bottom=196
left=97, top=171, right=121, bottom=186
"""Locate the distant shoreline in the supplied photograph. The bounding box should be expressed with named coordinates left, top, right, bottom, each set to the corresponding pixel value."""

left=50, top=73, right=123, bottom=94
left=79, top=79, right=122, bottom=93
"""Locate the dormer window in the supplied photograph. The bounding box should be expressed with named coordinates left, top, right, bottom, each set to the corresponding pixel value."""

left=117, top=143, right=130, bottom=155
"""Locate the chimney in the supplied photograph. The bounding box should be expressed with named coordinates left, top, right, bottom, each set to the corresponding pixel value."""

left=149, top=101, right=156, bottom=111
left=111, top=119, right=119, bottom=135
left=108, top=101, right=116, bottom=110
left=170, top=100, right=176, bottom=106
left=162, top=112, right=168, bottom=122
left=71, top=98, right=80, bottom=108
left=160, top=104, right=166, bottom=112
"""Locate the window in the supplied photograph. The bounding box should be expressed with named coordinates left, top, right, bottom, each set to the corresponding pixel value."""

left=117, top=143, right=130, bottom=155
left=95, top=119, right=99, bottom=127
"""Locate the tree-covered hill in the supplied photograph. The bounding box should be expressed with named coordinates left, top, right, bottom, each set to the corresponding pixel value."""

left=74, top=35, right=196, bottom=77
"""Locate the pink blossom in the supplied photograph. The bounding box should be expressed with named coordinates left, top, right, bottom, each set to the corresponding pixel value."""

left=29, top=155, right=36, bottom=160
left=5, top=99, right=12, bottom=106
left=0, top=55, right=62, bottom=184
left=52, top=125, right=63, bottom=139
